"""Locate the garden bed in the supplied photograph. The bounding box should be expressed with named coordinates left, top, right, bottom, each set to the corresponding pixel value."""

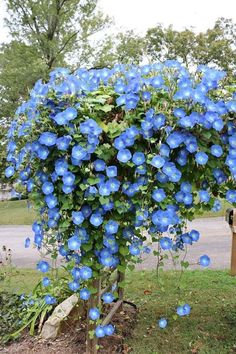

left=0, top=303, right=137, bottom=354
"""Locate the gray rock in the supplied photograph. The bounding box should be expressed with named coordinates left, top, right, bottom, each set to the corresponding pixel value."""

left=41, top=294, right=82, bottom=340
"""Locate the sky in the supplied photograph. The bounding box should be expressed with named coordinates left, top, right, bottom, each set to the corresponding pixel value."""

left=100, top=0, right=236, bottom=33
left=0, top=0, right=236, bottom=43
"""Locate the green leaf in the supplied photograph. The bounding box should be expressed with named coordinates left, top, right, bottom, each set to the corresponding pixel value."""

left=181, top=261, right=189, bottom=269
left=82, top=243, right=93, bottom=252
left=87, top=177, right=100, bottom=185
left=119, top=246, right=129, bottom=256
left=98, top=104, right=114, bottom=113
left=117, top=264, right=126, bottom=273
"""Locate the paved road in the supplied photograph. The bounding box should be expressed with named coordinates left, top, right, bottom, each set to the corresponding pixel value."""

left=0, top=217, right=233, bottom=270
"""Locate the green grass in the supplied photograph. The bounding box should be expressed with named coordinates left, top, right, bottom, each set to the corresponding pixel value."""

left=1, top=268, right=236, bottom=353
left=0, top=199, right=232, bottom=225
left=194, top=199, right=232, bottom=218
left=0, top=267, right=41, bottom=293
left=0, top=200, right=36, bottom=224
left=125, top=270, right=236, bottom=354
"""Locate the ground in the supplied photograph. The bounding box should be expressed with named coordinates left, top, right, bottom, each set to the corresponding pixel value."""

left=1, top=269, right=236, bottom=354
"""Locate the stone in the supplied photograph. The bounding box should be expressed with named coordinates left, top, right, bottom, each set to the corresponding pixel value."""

left=41, top=294, right=82, bottom=340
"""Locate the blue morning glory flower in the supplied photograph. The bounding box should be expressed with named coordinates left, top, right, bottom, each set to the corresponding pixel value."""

left=199, top=190, right=210, bottom=203
left=37, top=145, right=49, bottom=160
left=107, top=178, right=120, bottom=192
left=39, top=132, right=57, bottom=146
left=80, top=118, right=102, bottom=136
left=199, top=255, right=210, bottom=267
left=142, top=91, right=151, bottom=101
left=37, top=260, right=50, bottom=273
left=68, top=280, right=80, bottom=292
left=106, top=166, right=117, bottom=177
left=81, top=205, right=92, bottom=218
left=80, top=288, right=91, bottom=300
left=183, top=193, right=193, bottom=205
left=153, top=114, right=166, bottom=129
left=24, top=237, right=30, bottom=248
left=42, top=277, right=51, bottom=286
left=158, top=318, right=168, bottom=329
left=160, top=144, right=170, bottom=157
left=151, top=75, right=164, bottom=88
left=132, top=152, right=145, bottom=166
left=125, top=93, right=139, bottom=110
left=62, top=184, right=74, bottom=194
left=129, top=243, right=141, bottom=256
left=181, top=233, right=192, bottom=244
left=210, top=144, right=223, bottom=157
left=89, top=307, right=100, bottom=321
left=94, top=159, right=106, bottom=171
left=55, top=158, right=68, bottom=176
left=56, top=135, right=72, bottom=151
left=189, top=229, right=200, bottom=242
left=5, top=166, right=15, bottom=178
left=180, top=182, right=192, bottom=193
left=71, top=267, right=81, bottom=280
left=166, top=132, right=184, bottom=149
left=117, top=149, right=132, bottom=163
left=68, top=235, right=81, bottom=250
left=80, top=266, right=93, bottom=280
left=226, top=190, right=236, bottom=204
left=102, top=292, right=115, bottom=304
left=72, top=145, right=87, bottom=161
left=54, top=107, right=77, bottom=125
left=45, top=194, right=58, bottom=209
left=72, top=211, right=84, bottom=225
left=152, top=188, right=166, bottom=202
left=212, top=199, right=222, bottom=212
left=213, top=119, right=224, bottom=131
left=98, top=182, right=111, bottom=196
left=63, top=172, right=75, bottom=186
left=95, top=325, right=105, bottom=338
left=150, top=155, right=165, bottom=168
left=104, top=324, right=115, bottom=336
left=44, top=294, right=56, bottom=305
left=105, top=220, right=119, bottom=234
left=90, top=213, right=103, bottom=227
left=160, top=237, right=173, bottom=250
left=177, top=304, right=191, bottom=316
left=195, top=152, right=208, bottom=165
left=173, top=108, right=186, bottom=118
left=42, top=181, right=54, bottom=195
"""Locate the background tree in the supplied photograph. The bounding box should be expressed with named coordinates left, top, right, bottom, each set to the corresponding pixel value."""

left=0, top=0, right=111, bottom=183
left=0, top=0, right=111, bottom=119
left=145, top=19, right=236, bottom=73
left=0, top=41, right=47, bottom=118
left=90, top=30, right=146, bottom=68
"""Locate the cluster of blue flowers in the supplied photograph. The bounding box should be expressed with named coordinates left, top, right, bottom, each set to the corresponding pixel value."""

left=5, top=60, right=236, bottom=337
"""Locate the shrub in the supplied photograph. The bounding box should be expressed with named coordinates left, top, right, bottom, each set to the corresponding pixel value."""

left=5, top=61, right=236, bottom=336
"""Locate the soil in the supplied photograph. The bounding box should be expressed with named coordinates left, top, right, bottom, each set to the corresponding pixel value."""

left=0, top=303, right=137, bottom=354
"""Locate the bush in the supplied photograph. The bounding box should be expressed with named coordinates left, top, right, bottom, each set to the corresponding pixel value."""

left=4, top=61, right=236, bottom=337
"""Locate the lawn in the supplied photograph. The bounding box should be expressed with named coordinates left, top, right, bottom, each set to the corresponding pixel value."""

left=125, top=270, right=236, bottom=354
left=195, top=200, right=232, bottom=219
left=0, top=200, right=37, bottom=225
left=0, top=199, right=232, bottom=225
left=1, top=268, right=236, bottom=354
